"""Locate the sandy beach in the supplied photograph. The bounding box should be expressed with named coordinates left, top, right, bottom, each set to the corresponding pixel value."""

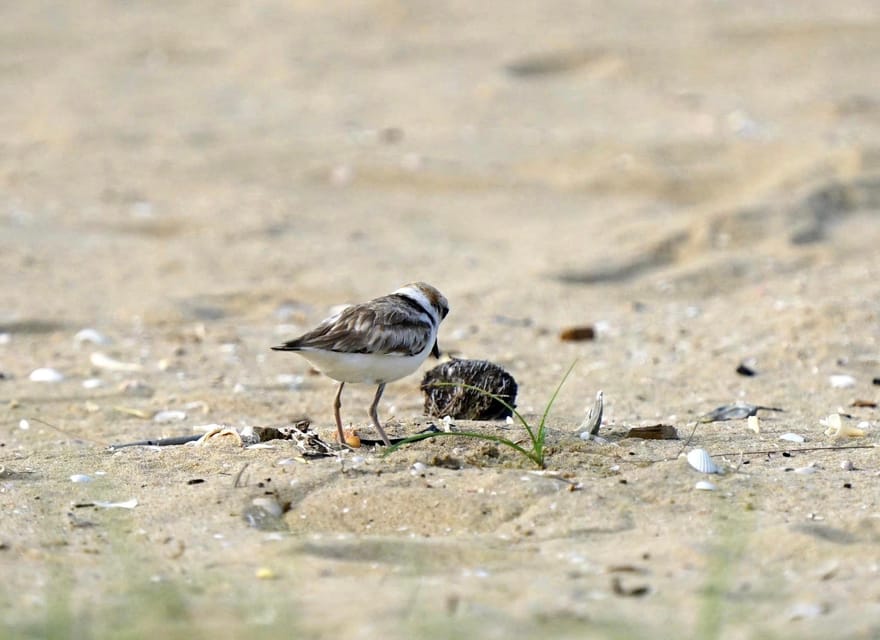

left=2, top=1, right=880, bottom=637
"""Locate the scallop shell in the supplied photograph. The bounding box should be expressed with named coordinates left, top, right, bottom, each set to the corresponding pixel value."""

left=687, top=448, right=722, bottom=474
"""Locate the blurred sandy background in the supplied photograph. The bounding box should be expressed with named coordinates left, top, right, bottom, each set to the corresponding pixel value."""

left=2, top=2, right=880, bottom=638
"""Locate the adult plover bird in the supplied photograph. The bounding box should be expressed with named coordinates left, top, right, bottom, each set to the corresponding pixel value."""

left=272, top=282, right=449, bottom=446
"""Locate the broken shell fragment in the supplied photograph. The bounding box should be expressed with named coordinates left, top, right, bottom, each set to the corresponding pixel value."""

left=747, top=415, right=760, bottom=433
left=699, top=402, right=783, bottom=423
left=93, top=498, right=138, bottom=509
left=196, top=427, right=243, bottom=447
left=580, top=390, right=604, bottom=436
left=90, top=352, right=143, bottom=373
left=822, top=413, right=866, bottom=438
left=694, top=480, right=717, bottom=491
left=829, top=374, right=856, bottom=389
left=74, top=328, right=109, bottom=346
left=153, top=410, right=187, bottom=423
left=29, top=367, right=64, bottom=383
left=686, top=448, right=722, bottom=474
left=779, top=433, right=805, bottom=443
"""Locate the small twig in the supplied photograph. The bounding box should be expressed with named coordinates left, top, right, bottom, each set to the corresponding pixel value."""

left=625, top=443, right=875, bottom=465
left=708, top=444, right=875, bottom=458
left=109, top=434, right=203, bottom=449
left=675, top=422, right=701, bottom=458
left=28, top=418, right=109, bottom=448
left=233, top=462, right=250, bottom=488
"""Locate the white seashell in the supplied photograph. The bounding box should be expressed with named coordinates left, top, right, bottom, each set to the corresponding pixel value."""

left=829, top=374, right=856, bottom=389
left=153, top=410, right=187, bottom=423
left=694, top=480, right=717, bottom=491
left=410, top=462, right=427, bottom=476
left=90, top=352, right=143, bottom=372
left=825, top=423, right=866, bottom=438
left=192, top=423, right=224, bottom=433
left=18, top=419, right=30, bottom=430
left=794, top=466, right=817, bottom=475
left=74, top=328, right=109, bottom=346
left=92, top=498, right=138, bottom=509
left=82, top=378, right=104, bottom=389
left=70, top=474, right=92, bottom=483
left=779, top=433, right=805, bottom=443
left=0, top=332, right=10, bottom=344
left=687, top=448, right=722, bottom=474
left=840, top=460, right=855, bottom=471
left=822, top=414, right=866, bottom=438
left=747, top=415, right=760, bottom=434
left=29, top=367, right=64, bottom=382
left=786, top=602, right=827, bottom=621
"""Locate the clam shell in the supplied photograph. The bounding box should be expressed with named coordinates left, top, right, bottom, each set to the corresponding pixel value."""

left=686, top=448, right=722, bottom=474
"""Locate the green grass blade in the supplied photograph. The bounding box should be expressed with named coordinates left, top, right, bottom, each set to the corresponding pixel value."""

left=424, top=381, right=535, bottom=442
left=538, top=360, right=577, bottom=431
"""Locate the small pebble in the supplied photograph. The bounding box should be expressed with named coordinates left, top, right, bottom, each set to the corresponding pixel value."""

left=559, top=325, right=595, bottom=342
left=276, top=373, right=304, bottom=388
left=255, top=567, right=277, bottom=580
left=840, top=460, right=855, bottom=471
left=18, top=419, right=29, bottom=430
left=735, top=361, right=757, bottom=376
left=786, top=602, right=827, bottom=621
left=410, top=462, right=428, bottom=476
left=694, top=480, right=717, bottom=491
left=70, top=474, right=92, bottom=483
left=29, top=367, right=64, bottom=383
left=779, top=433, right=805, bottom=443
left=119, top=379, right=154, bottom=397
left=251, top=497, right=284, bottom=518
left=747, top=415, right=760, bottom=433
left=794, top=466, right=817, bottom=475
left=829, top=374, right=856, bottom=389
left=153, top=410, right=187, bottom=423
left=82, top=378, right=104, bottom=389
left=90, top=352, right=143, bottom=372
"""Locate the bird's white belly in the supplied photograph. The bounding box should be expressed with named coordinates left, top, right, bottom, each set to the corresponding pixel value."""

left=296, top=348, right=430, bottom=384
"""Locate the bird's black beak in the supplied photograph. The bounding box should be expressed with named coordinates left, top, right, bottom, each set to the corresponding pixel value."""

left=431, top=340, right=441, bottom=359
